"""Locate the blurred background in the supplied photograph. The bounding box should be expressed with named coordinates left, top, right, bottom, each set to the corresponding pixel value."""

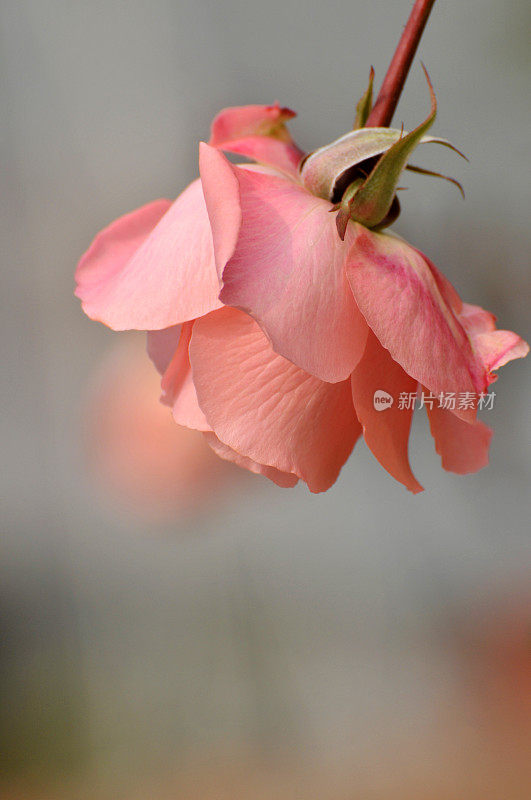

left=1, top=1, right=530, bottom=797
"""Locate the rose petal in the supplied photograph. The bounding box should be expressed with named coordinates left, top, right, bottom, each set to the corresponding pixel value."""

left=346, top=230, right=484, bottom=421
left=427, top=403, right=492, bottom=474
left=76, top=179, right=222, bottom=331
left=189, top=307, right=361, bottom=493
left=407, top=268, right=528, bottom=381
left=474, top=330, right=529, bottom=380
left=209, top=103, right=304, bottom=176
left=351, top=331, right=423, bottom=493
left=171, top=368, right=211, bottom=432
left=147, top=325, right=181, bottom=374
left=203, top=432, right=298, bottom=488
left=457, top=303, right=529, bottom=382
left=422, top=251, right=463, bottom=314
left=199, top=143, right=242, bottom=280
left=199, top=145, right=369, bottom=382
left=76, top=199, right=170, bottom=324
left=148, top=323, right=210, bottom=431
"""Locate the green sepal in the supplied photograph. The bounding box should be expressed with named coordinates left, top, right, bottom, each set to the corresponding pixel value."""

left=353, top=67, right=374, bottom=130
left=300, top=127, right=406, bottom=200
left=406, top=163, right=465, bottom=198
left=331, top=178, right=364, bottom=240
left=349, top=65, right=437, bottom=228
left=420, top=136, right=468, bottom=161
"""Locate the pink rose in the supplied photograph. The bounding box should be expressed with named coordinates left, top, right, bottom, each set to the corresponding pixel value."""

left=76, top=101, right=527, bottom=493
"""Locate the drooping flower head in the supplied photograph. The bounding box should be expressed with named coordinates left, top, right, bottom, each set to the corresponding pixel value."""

left=75, top=73, right=527, bottom=494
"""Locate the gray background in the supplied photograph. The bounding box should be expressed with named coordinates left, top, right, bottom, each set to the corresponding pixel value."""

left=1, top=1, right=530, bottom=797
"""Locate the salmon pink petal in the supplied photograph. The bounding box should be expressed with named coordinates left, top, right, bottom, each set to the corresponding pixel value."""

left=427, top=403, right=492, bottom=474
left=76, top=199, right=170, bottom=323
left=189, top=308, right=361, bottom=493
left=199, top=145, right=369, bottom=382
left=199, top=143, right=242, bottom=280
left=457, top=303, right=529, bottom=382
left=209, top=103, right=296, bottom=145
left=157, top=323, right=193, bottom=406
left=149, top=323, right=210, bottom=431
left=203, top=432, right=298, bottom=488
left=75, top=179, right=222, bottom=331
left=346, top=230, right=484, bottom=420
left=147, top=325, right=181, bottom=374
left=351, top=331, right=423, bottom=493
left=209, top=103, right=305, bottom=176
left=422, top=252, right=463, bottom=314
left=171, top=368, right=211, bottom=432
left=216, top=137, right=304, bottom=178
left=458, top=302, right=496, bottom=335
left=474, top=330, right=529, bottom=380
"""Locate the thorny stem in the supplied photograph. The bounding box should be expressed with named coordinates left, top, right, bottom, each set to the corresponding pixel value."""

left=366, top=0, right=437, bottom=128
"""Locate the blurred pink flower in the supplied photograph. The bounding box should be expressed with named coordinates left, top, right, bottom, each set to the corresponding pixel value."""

left=84, top=336, right=242, bottom=520
left=76, top=103, right=527, bottom=493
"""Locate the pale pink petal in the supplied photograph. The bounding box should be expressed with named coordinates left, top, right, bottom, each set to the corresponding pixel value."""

left=76, top=199, right=171, bottom=323
left=459, top=302, right=496, bottom=335
left=76, top=179, right=222, bottom=331
left=203, top=432, right=298, bottom=488
left=457, top=303, right=529, bottom=382
left=172, top=367, right=211, bottom=432
left=422, top=251, right=463, bottom=314
left=198, top=146, right=292, bottom=282
left=199, top=143, right=242, bottom=280
left=209, top=103, right=305, bottom=176
left=216, top=137, right=304, bottom=178
left=147, top=325, right=181, bottom=374
left=148, top=322, right=210, bottom=431
left=474, top=330, right=529, bottom=378
left=189, top=308, right=361, bottom=493
left=157, top=323, right=193, bottom=406
left=346, top=229, right=485, bottom=421
left=209, top=103, right=296, bottom=144
left=427, top=403, right=492, bottom=474
left=199, top=146, right=368, bottom=382
left=414, top=274, right=528, bottom=380
left=351, top=331, right=423, bottom=493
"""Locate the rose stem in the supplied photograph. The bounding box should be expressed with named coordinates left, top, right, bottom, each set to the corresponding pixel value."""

left=366, top=0, right=437, bottom=128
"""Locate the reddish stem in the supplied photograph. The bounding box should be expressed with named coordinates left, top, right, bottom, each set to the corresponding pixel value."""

left=366, top=0, right=437, bottom=128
